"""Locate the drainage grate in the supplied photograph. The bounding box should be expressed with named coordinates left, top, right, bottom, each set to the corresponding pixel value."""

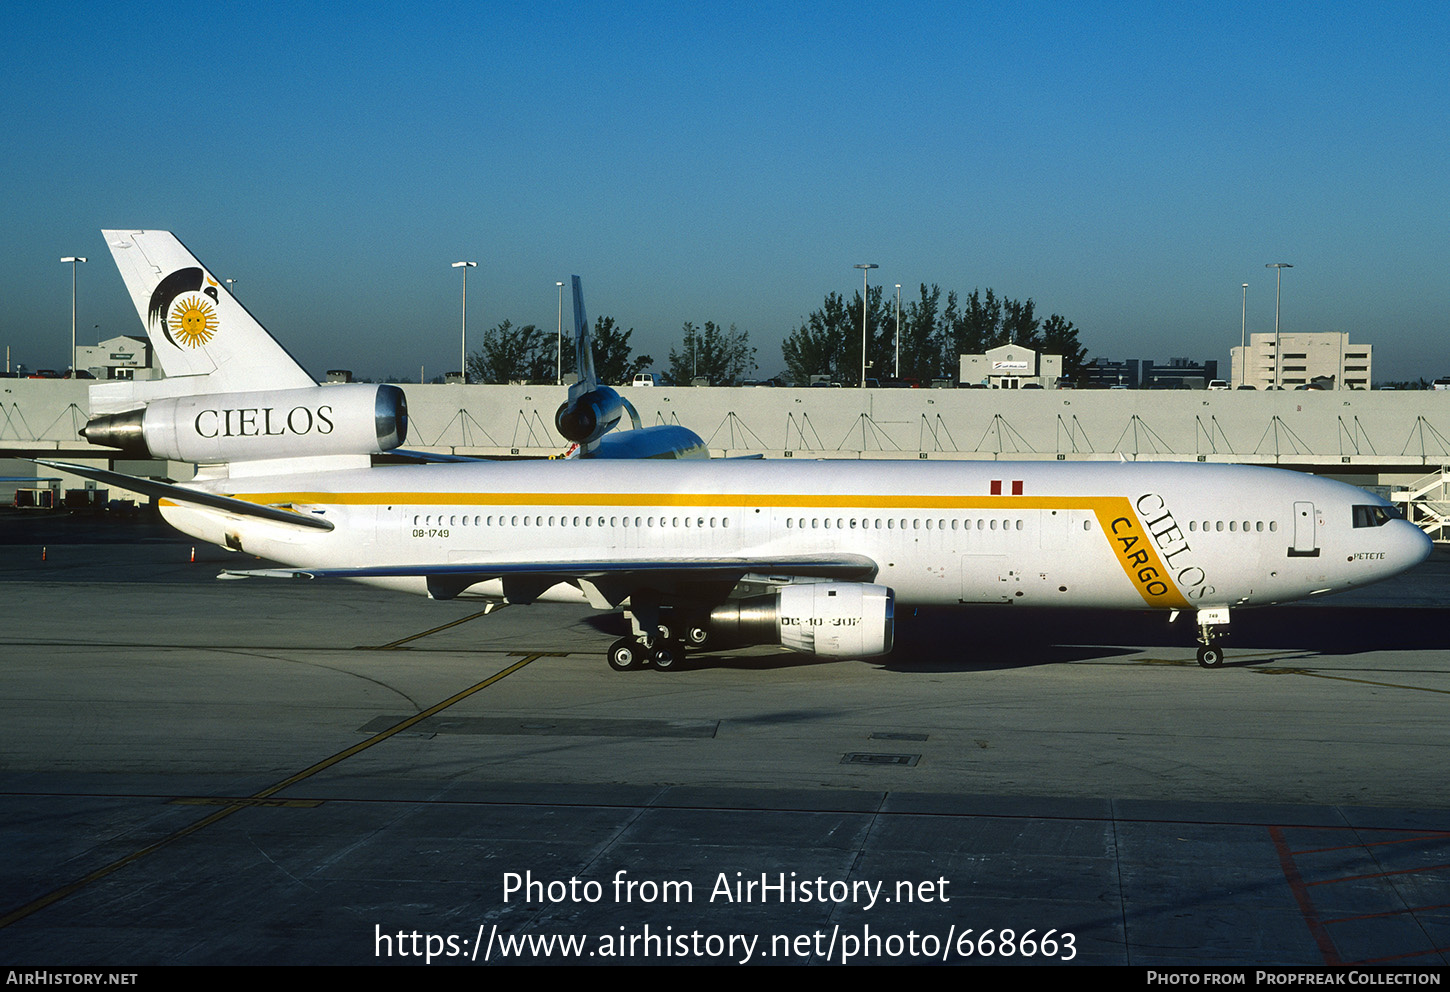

left=841, top=752, right=920, bottom=766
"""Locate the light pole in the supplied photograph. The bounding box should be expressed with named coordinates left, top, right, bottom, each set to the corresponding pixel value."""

left=556, top=281, right=565, bottom=385
left=1240, top=282, right=1248, bottom=387
left=452, top=261, right=477, bottom=383
left=855, top=263, right=878, bottom=387
left=225, top=277, right=238, bottom=298
left=894, top=284, right=901, bottom=380
left=60, top=256, right=86, bottom=376
left=1266, top=263, right=1292, bottom=388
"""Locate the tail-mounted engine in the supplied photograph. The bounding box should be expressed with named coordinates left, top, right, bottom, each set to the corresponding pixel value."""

left=80, top=383, right=407, bottom=464
left=555, top=385, right=626, bottom=446
left=707, top=582, right=895, bottom=658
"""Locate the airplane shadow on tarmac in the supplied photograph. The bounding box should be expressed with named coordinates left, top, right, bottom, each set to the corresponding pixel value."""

left=585, top=604, right=1450, bottom=673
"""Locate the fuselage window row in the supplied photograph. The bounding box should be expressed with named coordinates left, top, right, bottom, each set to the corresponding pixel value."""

left=783, top=519, right=1032, bottom=533
left=413, top=512, right=736, bottom=530
left=1186, top=520, right=1280, bottom=534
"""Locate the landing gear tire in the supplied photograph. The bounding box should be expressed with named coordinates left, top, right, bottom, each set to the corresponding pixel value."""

left=1196, top=645, right=1224, bottom=669
left=651, top=641, right=684, bottom=671
left=685, top=625, right=710, bottom=648
left=608, top=637, right=644, bottom=672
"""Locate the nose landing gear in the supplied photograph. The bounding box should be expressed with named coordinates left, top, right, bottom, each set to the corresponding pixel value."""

left=1192, top=606, right=1230, bottom=668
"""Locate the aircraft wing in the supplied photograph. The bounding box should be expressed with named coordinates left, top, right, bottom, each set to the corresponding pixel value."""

left=223, top=553, right=878, bottom=603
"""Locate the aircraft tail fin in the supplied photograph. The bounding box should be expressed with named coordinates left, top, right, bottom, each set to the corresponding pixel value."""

left=554, top=276, right=705, bottom=460
left=569, top=274, right=601, bottom=403
left=102, top=230, right=315, bottom=393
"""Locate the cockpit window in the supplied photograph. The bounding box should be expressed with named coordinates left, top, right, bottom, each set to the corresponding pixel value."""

left=1352, top=504, right=1400, bottom=528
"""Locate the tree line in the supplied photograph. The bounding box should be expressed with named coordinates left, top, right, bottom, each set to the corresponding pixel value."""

left=783, top=284, right=1088, bottom=387
left=462, top=284, right=1087, bottom=386
left=465, top=316, right=755, bottom=386
left=466, top=316, right=655, bottom=385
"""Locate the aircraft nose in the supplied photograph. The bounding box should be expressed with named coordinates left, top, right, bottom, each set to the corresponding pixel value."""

left=1393, top=519, right=1434, bottom=573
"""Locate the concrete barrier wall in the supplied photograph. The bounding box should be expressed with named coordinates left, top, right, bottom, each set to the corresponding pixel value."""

left=7, top=379, right=1450, bottom=486
left=399, top=384, right=1450, bottom=478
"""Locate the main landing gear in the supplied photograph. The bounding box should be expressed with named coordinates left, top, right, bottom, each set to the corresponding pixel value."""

left=606, top=607, right=711, bottom=673
left=606, top=632, right=689, bottom=672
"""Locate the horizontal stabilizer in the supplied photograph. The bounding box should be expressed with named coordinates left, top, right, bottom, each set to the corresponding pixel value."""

left=33, top=459, right=334, bottom=531
left=384, top=448, right=490, bottom=464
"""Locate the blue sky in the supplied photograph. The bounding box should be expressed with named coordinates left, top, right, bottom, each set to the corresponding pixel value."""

left=3, top=1, right=1446, bottom=382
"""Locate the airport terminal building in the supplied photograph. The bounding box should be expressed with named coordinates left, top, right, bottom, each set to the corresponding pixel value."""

left=958, top=344, right=1062, bottom=389
left=1231, top=331, right=1372, bottom=390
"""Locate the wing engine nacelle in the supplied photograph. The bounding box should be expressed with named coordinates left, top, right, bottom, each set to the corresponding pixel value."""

left=80, top=383, right=408, bottom=464
left=555, top=385, right=625, bottom=445
left=707, top=582, right=895, bottom=658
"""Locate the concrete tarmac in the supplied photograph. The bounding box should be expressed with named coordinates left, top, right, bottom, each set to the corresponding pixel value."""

left=0, top=515, right=1447, bottom=966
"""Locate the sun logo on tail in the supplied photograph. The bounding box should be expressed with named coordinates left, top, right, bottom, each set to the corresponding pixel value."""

left=170, top=295, right=218, bottom=348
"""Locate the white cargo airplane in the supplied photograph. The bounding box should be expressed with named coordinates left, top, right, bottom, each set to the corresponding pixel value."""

left=42, top=230, right=1433, bottom=672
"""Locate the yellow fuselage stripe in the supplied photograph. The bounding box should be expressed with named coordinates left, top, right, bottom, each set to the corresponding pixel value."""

left=169, top=490, right=1190, bottom=610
